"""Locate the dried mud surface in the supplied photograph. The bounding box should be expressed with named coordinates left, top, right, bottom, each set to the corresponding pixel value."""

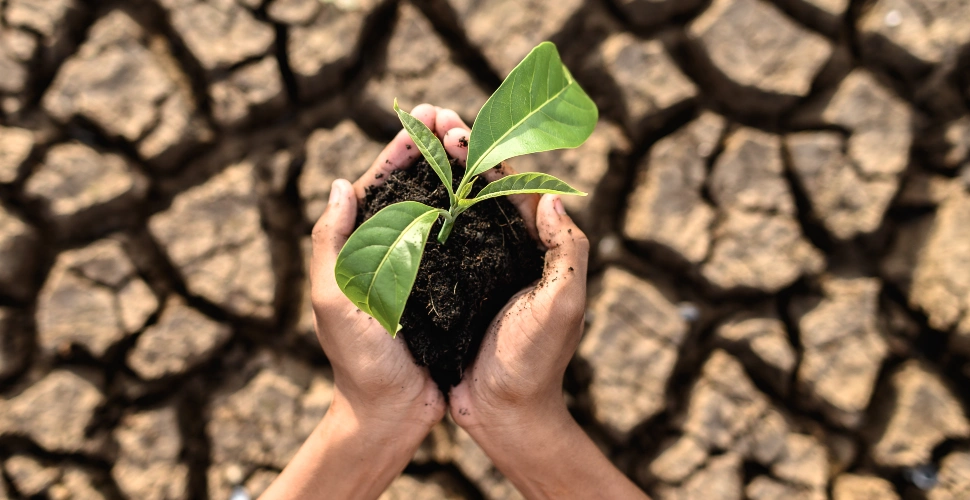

left=1, top=0, right=970, bottom=498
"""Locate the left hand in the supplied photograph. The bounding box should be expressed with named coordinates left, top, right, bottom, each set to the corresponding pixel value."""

left=309, top=103, right=446, bottom=442
left=262, top=104, right=447, bottom=500
left=430, top=109, right=588, bottom=437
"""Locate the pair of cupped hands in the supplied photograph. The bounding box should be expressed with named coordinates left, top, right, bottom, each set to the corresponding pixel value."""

left=262, top=105, right=646, bottom=500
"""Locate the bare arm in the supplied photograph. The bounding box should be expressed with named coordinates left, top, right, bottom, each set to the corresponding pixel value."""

left=449, top=196, right=648, bottom=500
left=434, top=108, right=649, bottom=500
left=465, top=397, right=647, bottom=499
left=261, top=104, right=447, bottom=500
left=260, top=390, right=431, bottom=500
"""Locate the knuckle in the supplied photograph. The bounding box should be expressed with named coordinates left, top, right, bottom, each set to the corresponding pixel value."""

left=309, top=280, right=342, bottom=312
left=563, top=291, right=585, bottom=312
left=309, top=286, right=329, bottom=310
left=571, top=230, right=590, bottom=254
left=553, top=289, right=587, bottom=324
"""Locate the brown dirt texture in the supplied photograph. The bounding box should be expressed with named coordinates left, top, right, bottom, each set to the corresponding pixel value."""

left=1, top=0, right=970, bottom=498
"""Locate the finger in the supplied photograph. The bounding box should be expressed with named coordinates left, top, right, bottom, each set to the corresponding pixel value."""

left=436, top=106, right=541, bottom=239
left=310, top=179, right=358, bottom=297
left=442, top=126, right=470, bottom=164
left=435, top=108, right=469, bottom=140
left=353, top=103, right=437, bottom=200
left=441, top=128, right=540, bottom=239
left=533, top=194, right=589, bottom=319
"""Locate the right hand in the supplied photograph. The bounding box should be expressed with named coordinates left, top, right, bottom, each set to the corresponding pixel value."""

left=431, top=109, right=590, bottom=435
left=449, top=193, right=590, bottom=433
left=431, top=108, right=647, bottom=500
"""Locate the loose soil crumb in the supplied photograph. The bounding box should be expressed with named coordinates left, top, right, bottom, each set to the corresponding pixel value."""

left=360, top=157, right=544, bottom=390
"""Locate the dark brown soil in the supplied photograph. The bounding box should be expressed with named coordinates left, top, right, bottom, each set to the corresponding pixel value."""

left=360, top=158, right=544, bottom=390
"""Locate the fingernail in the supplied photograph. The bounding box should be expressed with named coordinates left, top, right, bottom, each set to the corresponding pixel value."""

left=329, top=180, right=343, bottom=205
left=553, top=195, right=566, bottom=216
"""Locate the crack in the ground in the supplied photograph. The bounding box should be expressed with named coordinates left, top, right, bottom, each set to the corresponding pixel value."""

left=2, top=0, right=970, bottom=497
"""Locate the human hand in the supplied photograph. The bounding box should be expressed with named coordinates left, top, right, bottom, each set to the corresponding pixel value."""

left=308, top=103, right=447, bottom=449
left=263, top=104, right=452, bottom=500
left=434, top=109, right=647, bottom=500
left=447, top=191, right=588, bottom=426
left=429, top=108, right=588, bottom=433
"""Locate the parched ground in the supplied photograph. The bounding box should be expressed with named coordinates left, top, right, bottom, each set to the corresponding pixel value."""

left=1, top=0, right=970, bottom=498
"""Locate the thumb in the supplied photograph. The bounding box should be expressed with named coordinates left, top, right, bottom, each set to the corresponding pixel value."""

left=310, top=179, right=358, bottom=288
left=534, top=194, right=589, bottom=314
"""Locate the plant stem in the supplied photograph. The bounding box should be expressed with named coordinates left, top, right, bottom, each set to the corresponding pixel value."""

left=437, top=217, right=455, bottom=244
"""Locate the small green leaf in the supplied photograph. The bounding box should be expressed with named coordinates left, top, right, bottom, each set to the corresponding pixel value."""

left=459, top=173, right=586, bottom=208
left=464, top=42, right=598, bottom=181
left=457, top=180, right=475, bottom=200
left=335, top=201, right=441, bottom=336
left=394, top=99, right=454, bottom=203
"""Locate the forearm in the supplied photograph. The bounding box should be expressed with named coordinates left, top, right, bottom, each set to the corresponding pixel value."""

left=260, top=392, right=421, bottom=500
left=467, top=403, right=650, bottom=500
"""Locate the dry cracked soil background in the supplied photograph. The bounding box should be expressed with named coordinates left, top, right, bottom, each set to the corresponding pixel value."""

left=1, top=0, right=970, bottom=498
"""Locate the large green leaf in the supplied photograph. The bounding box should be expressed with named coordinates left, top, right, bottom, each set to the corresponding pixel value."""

left=335, top=201, right=441, bottom=336
left=460, top=173, right=586, bottom=208
left=464, top=42, right=598, bottom=181
left=394, top=99, right=455, bottom=204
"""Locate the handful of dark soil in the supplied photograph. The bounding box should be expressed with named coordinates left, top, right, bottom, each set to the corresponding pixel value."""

left=359, top=158, right=544, bottom=390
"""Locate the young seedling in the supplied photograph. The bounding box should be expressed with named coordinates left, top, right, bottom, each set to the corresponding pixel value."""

left=335, top=42, right=598, bottom=336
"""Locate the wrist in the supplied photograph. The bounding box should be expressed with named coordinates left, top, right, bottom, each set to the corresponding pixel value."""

left=463, top=403, right=591, bottom=499
left=456, top=385, right=571, bottom=447
left=260, top=388, right=434, bottom=500
left=332, top=370, right=445, bottom=435
left=456, top=399, right=648, bottom=500
left=327, top=388, right=433, bottom=456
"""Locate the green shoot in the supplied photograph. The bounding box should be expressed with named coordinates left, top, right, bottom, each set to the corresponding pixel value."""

left=335, top=41, right=598, bottom=336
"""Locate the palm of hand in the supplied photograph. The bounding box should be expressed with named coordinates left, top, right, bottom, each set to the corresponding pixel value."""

left=450, top=194, right=589, bottom=428
left=308, top=102, right=449, bottom=427
left=311, top=222, right=446, bottom=425
left=451, top=282, right=582, bottom=417
left=314, top=300, right=436, bottom=408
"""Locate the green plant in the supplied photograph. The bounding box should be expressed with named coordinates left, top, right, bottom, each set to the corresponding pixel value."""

left=334, top=42, right=598, bottom=335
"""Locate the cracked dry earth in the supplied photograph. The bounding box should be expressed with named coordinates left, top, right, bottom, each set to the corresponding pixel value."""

left=1, top=0, right=970, bottom=498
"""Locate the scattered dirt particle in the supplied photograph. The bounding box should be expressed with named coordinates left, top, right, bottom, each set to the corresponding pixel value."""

left=568, top=267, right=574, bottom=272
left=375, top=173, right=384, bottom=179
left=458, top=136, right=468, bottom=148
left=406, top=144, right=412, bottom=150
